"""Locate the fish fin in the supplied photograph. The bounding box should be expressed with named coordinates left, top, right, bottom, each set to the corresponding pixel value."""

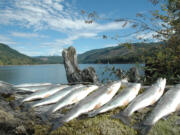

left=111, top=111, right=130, bottom=126
left=87, top=111, right=98, bottom=118
left=162, top=115, right=170, bottom=121
left=77, top=111, right=98, bottom=120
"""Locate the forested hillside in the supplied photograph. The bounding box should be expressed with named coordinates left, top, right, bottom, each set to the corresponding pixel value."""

left=78, top=42, right=161, bottom=63
left=0, top=43, right=37, bottom=65
left=0, top=42, right=161, bottom=65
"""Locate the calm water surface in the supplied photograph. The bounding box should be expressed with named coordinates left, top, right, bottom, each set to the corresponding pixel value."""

left=0, top=64, right=141, bottom=85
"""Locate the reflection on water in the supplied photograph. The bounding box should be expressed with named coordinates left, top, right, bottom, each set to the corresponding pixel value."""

left=0, top=64, right=142, bottom=85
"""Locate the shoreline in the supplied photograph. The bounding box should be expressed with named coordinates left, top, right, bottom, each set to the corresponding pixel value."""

left=0, top=63, right=145, bottom=67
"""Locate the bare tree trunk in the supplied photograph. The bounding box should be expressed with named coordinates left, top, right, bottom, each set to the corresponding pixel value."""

left=62, top=46, right=99, bottom=84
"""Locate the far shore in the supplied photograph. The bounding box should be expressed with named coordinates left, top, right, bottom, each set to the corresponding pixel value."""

left=0, top=63, right=144, bottom=67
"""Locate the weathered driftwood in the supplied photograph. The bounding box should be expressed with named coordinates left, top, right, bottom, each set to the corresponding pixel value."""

left=62, top=46, right=99, bottom=84
left=126, top=67, right=140, bottom=82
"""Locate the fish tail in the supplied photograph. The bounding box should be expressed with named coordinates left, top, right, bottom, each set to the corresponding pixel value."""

left=41, top=108, right=56, bottom=122
left=111, top=111, right=131, bottom=125
left=21, top=102, right=33, bottom=112
left=46, top=107, right=54, bottom=115
left=132, top=122, right=142, bottom=130
left=132, top=121, right=152, bottom=135
left=38, top=112, right=50, bottom=123
left=137, top=124, right=152, bottom=135
left=49, top=118, right=65, bottom=133
left=9, top=98, right=23, bottom=109
left=10, top=98, right=32, bottom=112
left=47, top=122, right=64, bottom=135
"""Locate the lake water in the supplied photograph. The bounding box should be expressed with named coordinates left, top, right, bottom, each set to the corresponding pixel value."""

left=0, top=64, right=142, bottom=85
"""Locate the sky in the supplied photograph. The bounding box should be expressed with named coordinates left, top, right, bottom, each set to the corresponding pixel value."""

left=0, top=0, right=161, bottom=56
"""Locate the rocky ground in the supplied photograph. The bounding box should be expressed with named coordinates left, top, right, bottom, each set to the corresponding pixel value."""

left=0, top=84, right=180, bottom=135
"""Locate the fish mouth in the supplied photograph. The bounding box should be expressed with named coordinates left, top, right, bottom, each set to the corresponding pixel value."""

left=156, top=78, right=166, bottom=88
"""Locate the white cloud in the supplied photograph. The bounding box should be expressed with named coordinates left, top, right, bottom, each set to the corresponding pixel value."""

left=134, top=31, right=168, bottom=42
left=0, top=35, right=16, bottom=45
left=19, top=50, right=46, bottom=56
left=11, top=32, right=48, bottom=38
left=0, top=0, right=130, bottom=56
left=41, top=32, right=98, bottom=55
left=49, top=48, right=63, bottom=56
left=134, top=31, right=162, bottom=42
left=0, top=0, right=129, bottom=32
left=53, top=2, right=63, bottom=11
left=136, top=32, right=157, bottom=40
left=14, top=46, right=49, bottom=56
left=47, top=33, right=97, bottom=46
left=44, top=0, right=52, bottom=4
left=104, top=44, right=118, bottom=47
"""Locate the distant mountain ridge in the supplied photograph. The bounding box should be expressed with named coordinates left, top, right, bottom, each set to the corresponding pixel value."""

left=0, top=42, right=160, bottom=65
left=77, top=42, right=160, bottom=63
left=0, top=43, right=37, bottom=65
left=34, top=42, right=160, bottom=64
left=34, top=56, right=63, bottom=64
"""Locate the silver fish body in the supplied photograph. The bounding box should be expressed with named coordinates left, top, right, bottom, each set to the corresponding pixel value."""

left=112, top=78, right=166, bottom=125
left=31, top=84, right=84, bottom=107
left=14, top=83, right=52, bottom=87
left=123, top=78, right=166, bottom=116
left=52, top=81, right=121, bottom=130
left=143, top=85, right=180, bottom=125
left=88, top=83, right=141, bottom=117
left=16, top=85, right=54, bottom=92
left=137, top=84, right=180, bottom=135
left=47, top=85, right=99, bottom=113
left=22, top=85, right=68, bottom=102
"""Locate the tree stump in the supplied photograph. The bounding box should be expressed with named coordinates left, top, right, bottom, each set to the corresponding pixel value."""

left=127, top=67, right=140, bottom=82
left=62, top=46, right=99, bottom=84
